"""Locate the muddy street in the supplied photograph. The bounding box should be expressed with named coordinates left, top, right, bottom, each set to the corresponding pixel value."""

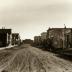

left=0, top=44, right=72, bottom=72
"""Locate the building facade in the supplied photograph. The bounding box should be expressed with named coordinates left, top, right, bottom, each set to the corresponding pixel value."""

left=46, top=28, right=72, bottom=49
left=34, top=36, right=42, bottom=46
left=41, top=32, right=47, bottom=40
left=0, top=29, right=12, bottom=47
left=22, top=39, right=33, bottom=45
left=12, top=33, right=21, bottom=45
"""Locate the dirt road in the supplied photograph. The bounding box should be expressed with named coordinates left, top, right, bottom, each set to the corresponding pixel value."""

left=0, top=44, right=72, bottom=72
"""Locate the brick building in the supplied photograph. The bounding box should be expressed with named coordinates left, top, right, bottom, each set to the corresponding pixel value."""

left=46, top=28, right=72, bottom=49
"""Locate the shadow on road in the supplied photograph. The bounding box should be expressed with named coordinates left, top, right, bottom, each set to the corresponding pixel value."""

left=57, top=54, right=72, bottom=62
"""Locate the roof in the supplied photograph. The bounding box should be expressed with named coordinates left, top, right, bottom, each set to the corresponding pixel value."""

left=0, top=29, right=11, bottom=34
left=12, top=33, right=20, bottom=39
left=12, top=33, right=19, bottom=35
left=47, top=28, right=72, bottom=32
left=49, top=28, right=72, bottom=30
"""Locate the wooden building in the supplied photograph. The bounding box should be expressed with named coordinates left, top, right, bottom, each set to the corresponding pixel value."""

left=0, top=29, right=12, bottom=47
left=12, top=33, right=21, bottom=45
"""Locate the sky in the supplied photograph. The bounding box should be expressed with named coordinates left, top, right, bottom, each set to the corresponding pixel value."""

left=0, top=0, right=72, bottom=40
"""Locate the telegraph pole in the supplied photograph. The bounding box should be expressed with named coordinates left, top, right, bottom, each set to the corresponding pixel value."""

left=63, top=24, right=66, bottom=49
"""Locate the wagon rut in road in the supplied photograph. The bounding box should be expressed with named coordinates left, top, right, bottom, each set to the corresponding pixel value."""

left=1, top=45, right=72, bottom=72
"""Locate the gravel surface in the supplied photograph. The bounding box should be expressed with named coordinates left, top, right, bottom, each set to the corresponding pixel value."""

left=0, top=44, right=72, bottom=72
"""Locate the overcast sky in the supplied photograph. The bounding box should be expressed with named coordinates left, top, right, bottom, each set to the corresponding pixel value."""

left=0, top=0, right=72, bottom=39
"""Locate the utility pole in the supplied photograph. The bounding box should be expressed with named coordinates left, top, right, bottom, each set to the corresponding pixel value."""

left=63, top=24, right=66, bottom=49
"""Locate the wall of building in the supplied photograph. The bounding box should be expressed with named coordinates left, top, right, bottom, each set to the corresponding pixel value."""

left=64, top=29, right=72, bottom=48
left=47, top=28, right=64, bottom=48
left=0, top=29, right=12, bottom=47
left=41, top=32, right=47, bottom=40
left=46, top=28, right=72, bottom=49
left=22, top=39, right=33, bottom=45
left=34, top=36, right=42, bottom=46
left=12, top=33, right=21, bottom=45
